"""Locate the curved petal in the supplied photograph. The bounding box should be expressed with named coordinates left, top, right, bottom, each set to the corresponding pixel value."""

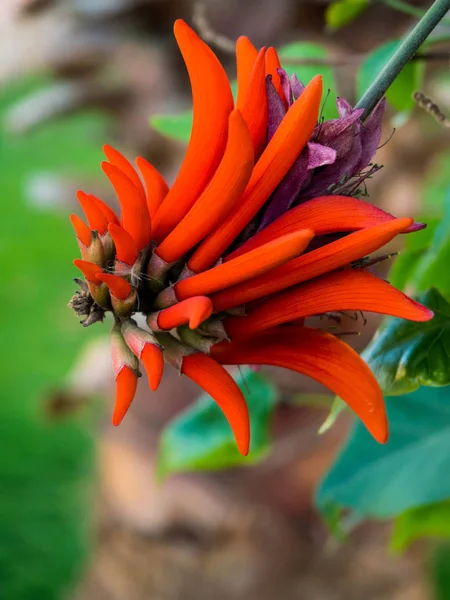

left=212, top=218, right=413, bottom=312
left=265, top=47, right=287, bottom=108
left=189, top=75, right=322, bottom=272
left=152, top=19, right=234, bottom=242
left=211, top=326, right=387, bottom=443
left=181, top=353, right=250, bottom=455
left=70, top=214, right=91, bottom=247
left=156, top=297, right=213, bottom=330
left=103, top=144, right=145, bottom=197
left=140, top=343, right=165, bottom=391
left=102, top=162, right=152, bottom=251
left=135, top=156, right=169, bottom=221
left=156, top=110, right=254, bottom=264
left=112, top=366, right=138, bottom=426
left=89, top=194, right=120, bottom=226
left=227, top=195, right=411, bottom=261
left=241, top=47, right=268, bottom=158
left=97, top=273, right=132, bottom=300
left=77, top=191, right=109, bottom=235
left=174, top=229, right=314, bottom=302
left=108, top=223, right=139, bottom=266
left=236, top=35, right=259, bottom=110
left=73, top=259, right=102, bottom=283
left=224, top=268, right=434, bottom=339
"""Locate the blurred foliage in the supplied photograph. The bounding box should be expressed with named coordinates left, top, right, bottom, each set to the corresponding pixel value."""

left=325, top=0, right=369, bottom=31
left=430, top=543, right=450, bottom=600
left=0, top=78, right=107, bottom=598
left=158, top=369, right=278, bottom=478
left=316, top=387, right=450, bottom=520
left=391, top=501, right=450, bottom=553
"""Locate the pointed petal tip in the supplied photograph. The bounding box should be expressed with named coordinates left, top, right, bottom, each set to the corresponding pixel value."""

left=141, top=343, right=164, bottom=391
left=97, top=273, right=132, bottom=300
left=405, top=221, right=427, bottom=233
left=112, top=365, right=138, bottom=426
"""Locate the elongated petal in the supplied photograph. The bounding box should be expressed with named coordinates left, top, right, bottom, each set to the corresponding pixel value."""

left=102, top=162, right=151, bottom=250
left=152, top=20, right=234, bottom=242
left=181, top=353, right=250, bottom=455
left=265, top=47, right=287, bottom=108
left=103, top=144, right=145, bottom=196
left=157, top=297, right=213, bottom=330
left=73, top=259, right=103, bottom=283
left=227, top=196, right=411, bottom=261
left=97, top=273, right=132, bottom=300
left=241, top=47, right=268, bottom=158
left=113, top=366, right=138, bottom=426
left=224, top=269, right=434, bottom=339
left=176, top=229, right=314, bottom=302
left=77, top=191, right=109, bottom=235
left=211, top=326, right=387, bottom=443
left=141, top=343, right=164, bottom=391
left=135, top=156, right=169, bottom=221
left=212, top=218, right=413, bottom=311
left=236, top=35, right=259, bottom=110
left=156, top=110, right=254, bottom=264
left=108, top=223, right=139, bottom=266
left=90, top=194, right=120, bottom=226
left=70, top=214, right=91, bottom=247
left=189, top=75, right=322, bottom=272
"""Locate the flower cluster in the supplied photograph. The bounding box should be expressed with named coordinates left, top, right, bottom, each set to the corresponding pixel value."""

left=69, top=19, right=433, bottom=455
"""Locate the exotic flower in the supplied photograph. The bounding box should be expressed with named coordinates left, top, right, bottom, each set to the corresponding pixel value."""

left=69, top=19, right=433, bottom=456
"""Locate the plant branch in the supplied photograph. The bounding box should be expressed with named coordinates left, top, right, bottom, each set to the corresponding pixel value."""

left=356, top=0, right=450, bottom=119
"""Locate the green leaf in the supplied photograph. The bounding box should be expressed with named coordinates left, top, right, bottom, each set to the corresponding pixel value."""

left=157, top=369, right=278, bottom=479
left=318, top=396, right=346, bottom=434
left=150, top=111, right=193, bottom=143
left=364, top=288, right=450, bottom=395
left=316, top=386, right=450, bottom=519
left=325, top=0, right=369, bottom=31
left=278, top=42, right=338, bottom=120
left=391, top=502, right=450, bottom=553
left=357, top=39, right=425, bottom=112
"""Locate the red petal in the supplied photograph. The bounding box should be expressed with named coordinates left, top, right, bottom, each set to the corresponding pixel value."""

left=135, top=156, right=169, bottom=221
left=77, top=191, right=109, bottom=235
left=97, top=273, right=132, bottom=300
left=224, top=269, right=434, bottom=339
left=73, top=259, right=102, bottom=283
left=265, top=47, right=287, bottom=108
left=236, top=36, right=259, bottom=111
left=211, top=326, right=387, bottom=444
left=152, top=20, right=234, bottom=242
left=241, top=47, right=268, bottom=158
left=112, top=365, right=138, bottom=426
left=70, top=214, right=91, bottom=247
left=212, top=218, right=414, bottom=312
left=89, top=194, right=120, bottom=226
left=108, top=223, right=139, bottom=266
left=140, top=343, right=164, bottom=391
left=227, top=195, right=407, bottom=261
left=157, top=297, right=213, bottom=330
left=102, top=161, right=151, bottom=251
left=181, top=353, right=250, bottom=455
left=176, top=229, right=314, bottom=301
left=189, top=75, right=323, bottom=272
left=103, top=144, right=145, bottom=196
left=157, top=110, right=254, bottom=264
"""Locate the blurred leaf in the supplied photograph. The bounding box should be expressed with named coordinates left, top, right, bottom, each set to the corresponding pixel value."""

left=279, top=42, right=338, bottom=120
left=430, top=543, right=450, bottom=600
left=318, top=396, right=346, bottom=434
left=316, top=386, right=450, bottom=519
left=288, top=393, right=333, bottom=409
left=364, top=288, right=450, bottom=396
left=0, top=77, right=104, bottom=598
left=391, top=501, right=450, bottom=553
left=150, top=111, right=192, bottom=143
left=158, top=369, right=278, bottom=479
left=325, top=0, right=369, bottom=30
left=357, top=39, right=425, bottom=113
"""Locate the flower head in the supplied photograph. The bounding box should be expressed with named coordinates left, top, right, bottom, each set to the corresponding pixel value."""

left=69, top=19, right=433, bottom=455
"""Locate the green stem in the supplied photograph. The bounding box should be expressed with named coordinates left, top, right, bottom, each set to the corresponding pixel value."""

left=355, top=0, right=450, bottom=119
left=382, top=0, right=450, bottom=25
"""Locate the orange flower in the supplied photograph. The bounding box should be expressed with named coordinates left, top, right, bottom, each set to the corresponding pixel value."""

left=68, top=19, right=433, bottom=455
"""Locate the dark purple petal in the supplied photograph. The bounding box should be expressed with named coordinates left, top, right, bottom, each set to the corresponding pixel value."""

left=316, top=109, right=364, bottom=146
left=266, top=75, right=286, bottom=141
left=307, top=142, right=336, bottom=169
left=356, top=98, right=386, bottom=171
left=277, top=68, right=293, bottom=106
left=336, top=97, right=353, bottom=118
left=290, top=74, right=305, bottom=100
